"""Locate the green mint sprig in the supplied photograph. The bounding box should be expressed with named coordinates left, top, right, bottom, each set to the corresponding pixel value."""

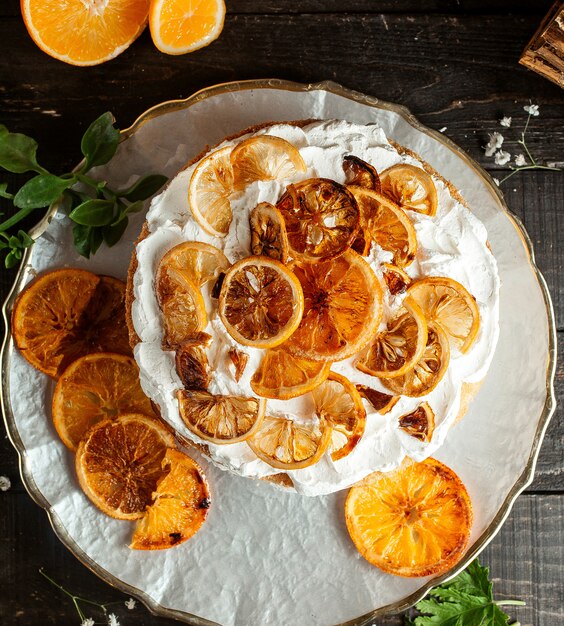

left=0, top=113, right=167, bottom=268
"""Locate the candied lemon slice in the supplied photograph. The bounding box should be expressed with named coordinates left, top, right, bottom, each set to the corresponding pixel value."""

left=398, top=402, right=435, bottom=442
left=158, top=241, right=230, bottom=289
left=382, top=263, right=412, bottom=295
left=218, top=256, right=304, bottom=348
left=343, top=155, right=382, bottom=192
left=175, top=332, right=212, bottom=391
left=407, top=276, right=480, bottom=353
left=380, top=164, right=438, bottom=216
left=249, top=202, right=290, bottom=262
left=355, top=385, right=400, bottom=415
left=345, top=458, right=473, bottom=577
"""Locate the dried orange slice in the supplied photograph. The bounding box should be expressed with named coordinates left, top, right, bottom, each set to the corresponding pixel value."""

left=343, top=155, right=382, bottom=192
left=286, top=251, right=383, bottom=361
left=407, top=277, right=480, bottom=353
left=382, top=263, right=412, bottom=296
left=189, top=146, right=234, bottom=237
left=231, top=135, right=306, bottom=188
left=131, top=448, right=210, bottom=550
left=311, top=373, right=366, bottom=461
left=12, top=269, right=131, bottom=378
left=175, top=333, right=212, bottom=391
left=277, top=179, right=360, bottom=260
left=52, top=352, right=156, bottom=451
left=218, top=256, right=304, bottom=348
left=75, top=414, right=175, bottom=520
left=248, top=415, right=332, bottom=470
left=355, top=385, right=400, bottom=415
left=346, top=458, right=472, bottom=577
left=250, top=348, right=331, bottom=400
left=380, top=164, right=438, bottom=216
left=21, top=0, right=149, bottom=66
left=398, top=403, right=435, bottom=442
left=149, top=0, right=225, bottom=55
left=158, top=242, right=230, bottom=289
left=249, top=202, right=290, bottom=262
left=349, top=187, right=417, bottom=267
left=383, top=324, right=450, bottom=397
left=177, top=389, right=266, bottom=444
left=357, top=297, right=427, bottom=379
left=228, top=348, right=249, bottom=382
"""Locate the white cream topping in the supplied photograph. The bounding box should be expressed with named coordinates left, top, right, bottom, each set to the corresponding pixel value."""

left=132, top=120, right=500, bottom=496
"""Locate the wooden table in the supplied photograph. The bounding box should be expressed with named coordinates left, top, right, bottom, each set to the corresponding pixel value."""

left=1, top=1, right=562, bottom=624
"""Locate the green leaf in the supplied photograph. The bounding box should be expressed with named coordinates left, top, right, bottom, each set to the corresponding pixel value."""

left=5, top=249, right=19, bottom=268
left=112, top=200, right=144, bottom=226
left=13, top=174, right=74, bottom=209
left=72, top=223, right=91, bottom=258
left=80, top=112, right=120, bottom=172
left=69, top=199, right=115, bottom=226
left=17, top=230, right=34, bottom=247
left=0, top=130, right=45, bottom=174
left=89, top=227, right=103, bottom=255
left=440, top=560, right=493, bottom=599
left=118, top=174, right=168, bottom=202
left=0, top=182, right=13, bottom=199
left=103, top=216, right=128, bottom=247
left=0, top=125, right=8, bottom=136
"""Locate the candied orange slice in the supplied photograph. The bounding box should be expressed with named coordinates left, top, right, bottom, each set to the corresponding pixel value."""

left=383, top=323, right=450, bottom=397
left=250, top=348, right=331, bottom=400
left=75, top=413, right=175, bottom=520
left=343, top=155, right=382, bottom=192
left=311, top=373, right=366, bottom=461
left=345, top=458, right=472, bottom=577
left=175, top=333, right=212, bottom=391
left=52, top=352, right=156, bottom=451
left=355, top=385, right=400, bottom=415
left=349, top=187, right=417, bottom=267
left=228, top=348, right=249, bottom=382
left=218, top=256, right=304, bottom=348
left=177, top=389, right=266, bottom=444
left=277, top=178, right=360, bottom=260
left=382, top=263, right=412, bottom=296
left=248, top=415, right=332, bottom=470
left=189, top=146, right=234, bottom=237
left=398, top=403, right=435, bottom=442
left=380, top=164, right=438, bottom=216
left=407, top=277, right=480, bottom=353
left=231, top=135, right=306, bottom=189
left=158, top=241, right=230, bottom=289
left=357, top=297, right=427, bottom=379
left=249, top=202, right=290, bottom=262
left=12, top=269, right=131, bottom=378
left=131, top=448, right=210, bottom=550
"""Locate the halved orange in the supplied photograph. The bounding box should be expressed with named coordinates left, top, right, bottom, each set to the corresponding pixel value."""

left=131, top=448, right=210, bottom=550
left=175, top=333, right=212, bottom=391
left=355, top=385, right=399, bottom=415
left=407, top=277, right=480, bottom=353
left=311, top=373, right=366, bottom=461
left=249, top=202, right=290, bottom=262
left=21, top=0, right=149, bottom=66
left=285, top=251, right=383, bottom=361
left=380, top=164, right=438, bottom=217
left=343, top=155, right=382, bottom=192
left=52, top=352, right=156, bottom=451
left=228, top=348, right=249, bottom=382
left=248, top=415, right=332, bottom=470
left=158, top=241, right=230, bottom=289
left=189, top=146, right=234, bottom=237
left=345, top=458, right=473, bottom=577
left=382, top=263, right=412, bottom=296
left=218, top=256, right=304, bottom=348
left=398, top=403, right=435, bottom=442
left=277, top=179, right=360, bottom=260
left=231, top=135, right=306, bottom=189
left=250, top=348, right=331, bottom=400
left=149, top=0, right=225, bottom=55
left=177, top=389, right=266, bottom=444
left=75, top=413, right=175, bottom=520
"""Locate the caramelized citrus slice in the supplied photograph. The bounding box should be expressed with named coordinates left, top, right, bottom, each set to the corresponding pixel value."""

left=248, top=415, right=332, bottom=470
left=250, top=348, right=331, bottom=400
left=75, top=414, right=175, bottom=520
left=177, top=389, right=266, bottom=444
left=218, top=256, right=304, bottom=348
left=349, top=187, right=417, bottom=267
left=380, top=164, right=438, bottom=216
left=12, top=269, right=131, bottom=378
left=158, top=242, right=230, bottom=289
left=345, top=458, right=473, bottom=577
left=343, top=155, right=382, bottom=192
left=249, top=202, right=290, bottom=262
left=355, top=385, right=400, bottom=415
left=277, top=178, right=360, bottom=260
left=131, top=448, right=210, bottom=550
left=407, top=277, right=480, bottom=353
left=311, top=372, right=366, bottom=461
left=382, top=263, right=412, bottom=296
left=175, top=333, right=212, bottom=391
left=52, top=352, right=156, bottom=451
left=228, top=348, right=249, bottom=382
left=398, top=403, right=435, bottom=442
left=188, top=146, right=234, bottom=237
left=357, top=297, right=427, bottom=379
left=383, top=323, right=450, bottom=397
left=285, top=251, right=383, bottom=361
left=231, top=135, right=306, bottom=188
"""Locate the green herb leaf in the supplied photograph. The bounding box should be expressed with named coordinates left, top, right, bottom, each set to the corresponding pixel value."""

left=0, top=182, right=13, bottom=199
left=17, top=230, right=34, bottom=247
left=89, top=227, right=104, bottom=255
left=0, top=130, right=45, bottom=174
left=69, top=199, right=115, bottom=226
left=118, top=174, right=168, bottom=202
left=72, top=223, right=92, bottom=258
left=13, top=174, right=75, bottom=209
left=103, top=217, right=128, bottom=247
left=80, top=112, right=120, bottom=172
left=5, top=249, right=19, bottom=268
left=0, top=125, right=8, bottom=137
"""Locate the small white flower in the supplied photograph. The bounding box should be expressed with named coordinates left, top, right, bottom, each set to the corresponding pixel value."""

left=494, top=150, right=511, bottom=166
left=0, top=476, right=10, bottom=491
left=524, top=103, right=539, bottom=116
left=81, top=619, right=95, bottom=626
left=484, top=132, right=504, bottom=157
left=515, top=154, right=527, bottom=166
left=108, top=614, right=120, bottom=626
left=499, top=116, right=512, bottom=128
left=493, top=178, right=500, bottom=186
left=125, top=598, right=136, bottom=610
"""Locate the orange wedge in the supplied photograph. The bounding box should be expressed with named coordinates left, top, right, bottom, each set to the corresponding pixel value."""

left=398, top=403, right=435, bottom=443
left=149, top=0, right=226, bottom=55
left=380, top=164, right=438, bottom=216
left=345, top=458, right=473, bottom=577
left=249, top=202, right=290, bottom=262
left=158, top=242, right=230, bottom=289
left=21, top=0, right=150, bottom=66
left=382, top=263, right=412, bottom=296
left=228, top=348, right=249, bottom=382
left=343, top=155, right=382, bottom=192
left=175, top=332, right=212, bottom=391
left=355, top=385, right=400, bottom=415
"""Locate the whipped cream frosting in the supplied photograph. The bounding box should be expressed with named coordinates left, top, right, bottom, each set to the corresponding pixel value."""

left=131, top=120, right=500, bottom=496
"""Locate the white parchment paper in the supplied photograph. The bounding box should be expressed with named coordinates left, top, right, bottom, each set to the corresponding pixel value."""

left=7, top=83, right=551, bottom=626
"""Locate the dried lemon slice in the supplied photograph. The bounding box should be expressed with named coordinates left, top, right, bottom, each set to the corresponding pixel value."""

left=175, top=333, right=212, bottom=391
left=345, top=458, right=473, bottom=577
left=228, top=348, right=249, bottom=382
left=188, top=146, right=234, bottom=237
left=177, top=389, right=266, bottom=444
left=249, top=202, right=290, bottom=262
left=355, top=385, right=400, bottom=415
left=248, top=415, right=332, bottom=470
left=382, top=263, right=412, bottom=295
left=398, top=402, right=435, bottom=442
left=277, top=178, right=360, bottom=260
left=380, top=164, right=438, bottom=216
left=343, top=155, right=381, bottom=192
left=158, top=242, right=230, bottom=289
left=218, top=256, right=304, bottom=348
left=407, top=276, right=480, bottom=353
